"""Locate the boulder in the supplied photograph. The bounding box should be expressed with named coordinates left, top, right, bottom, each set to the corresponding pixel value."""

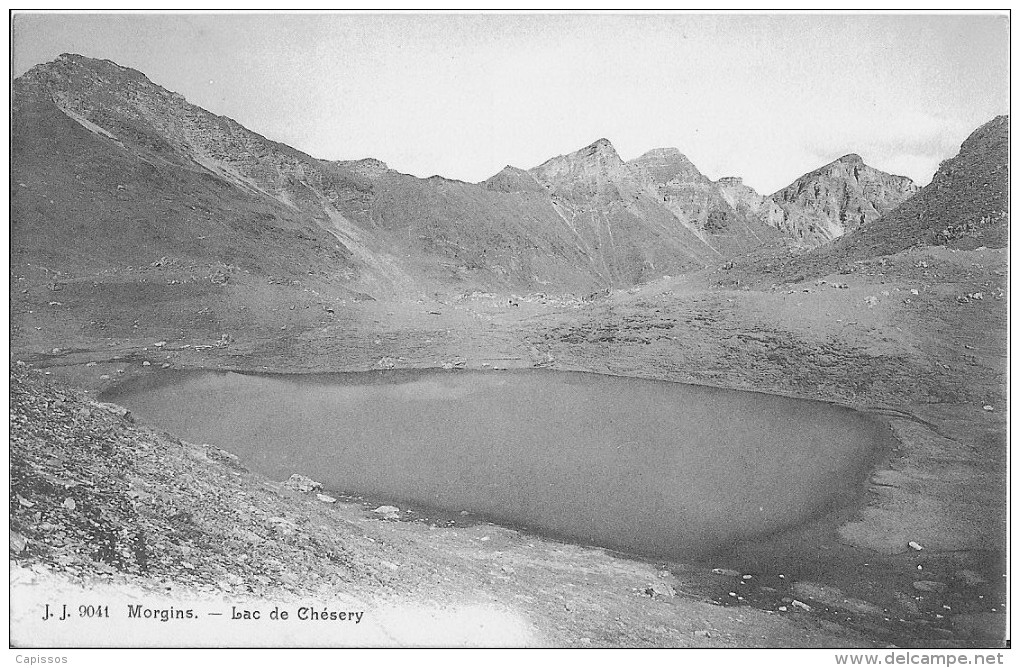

left=372, top=505, right=400, bottom=518
left=643, top=582, right=676, bottom=598
left=10, top=531, right=28, bottom=554
left=284, top=474, right=323, bottom=493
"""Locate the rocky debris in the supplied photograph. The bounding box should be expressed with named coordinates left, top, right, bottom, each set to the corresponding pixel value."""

left=711, top=568, right=742, bottom=577
left=791, top=600, right=812, bottom=612
left=283, top=474, right=323, bottom=493
left=908, top=541, right=924, bottom=551
left=316, top=494, right=337, bottom=504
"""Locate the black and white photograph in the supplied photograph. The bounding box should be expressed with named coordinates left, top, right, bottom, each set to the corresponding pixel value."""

left=8, top=10, right=1011, bottom=656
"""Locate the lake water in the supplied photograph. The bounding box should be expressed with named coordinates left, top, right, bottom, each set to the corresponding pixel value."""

left=102, top=369, right=892, bottom=558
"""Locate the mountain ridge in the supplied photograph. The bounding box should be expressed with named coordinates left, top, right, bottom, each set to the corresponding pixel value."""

left=12, top=53, right=980, bottom=300
left=720, top=114, right=1009, bottom=287
left=13, top=54, right=786, bottom=295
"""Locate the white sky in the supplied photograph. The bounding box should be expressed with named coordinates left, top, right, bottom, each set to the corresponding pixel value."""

left=12, top=12, right=1010, bottom=194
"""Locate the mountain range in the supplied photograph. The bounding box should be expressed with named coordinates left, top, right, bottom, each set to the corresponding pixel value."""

left=12, top=54, right=973, bottom=299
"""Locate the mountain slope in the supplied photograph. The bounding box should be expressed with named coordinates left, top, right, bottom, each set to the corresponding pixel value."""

left=527, top=140, right=780, bottom=285
left=723, top=116, right=1009, bottom=284
left=12, top=53, right=402, bottom=297
left=13, top=54, right=784, bottom=297
left=716, top=177, right=786, bottom=228
left=765, top=154, right=918, bottom=246
left=830, top=115, right=1009, bottom=259
left=627, top=149, right=778, bottom=257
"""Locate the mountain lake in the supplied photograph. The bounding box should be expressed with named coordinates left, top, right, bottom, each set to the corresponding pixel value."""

left=101, top=368, right=895, bottom=559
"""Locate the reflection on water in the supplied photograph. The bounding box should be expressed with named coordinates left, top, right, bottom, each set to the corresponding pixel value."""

left=102, top=369, right=892, bottom=558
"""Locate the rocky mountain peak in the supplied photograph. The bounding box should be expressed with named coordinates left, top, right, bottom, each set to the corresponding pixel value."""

left=635, top=146, right=685, bottom=160
left=528, top=137, right=628, bottom=189
left=586, top=137, right=617, bottom=154
left=575, top=137, right=624, bottom=169
left=811, top=153, right=867, bottom=182
left=482, top=165, right=547, bottom=194
left=765, top=154, right=919, bottom=245
left=16, top=53, right=201, bottom=135
left=628, top=147, right=707, bottom=187
left=20, top=53, right=162, bottom=98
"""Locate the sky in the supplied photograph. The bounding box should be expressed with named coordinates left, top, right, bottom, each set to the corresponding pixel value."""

left=11, top=12, right=1011, bottom=194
